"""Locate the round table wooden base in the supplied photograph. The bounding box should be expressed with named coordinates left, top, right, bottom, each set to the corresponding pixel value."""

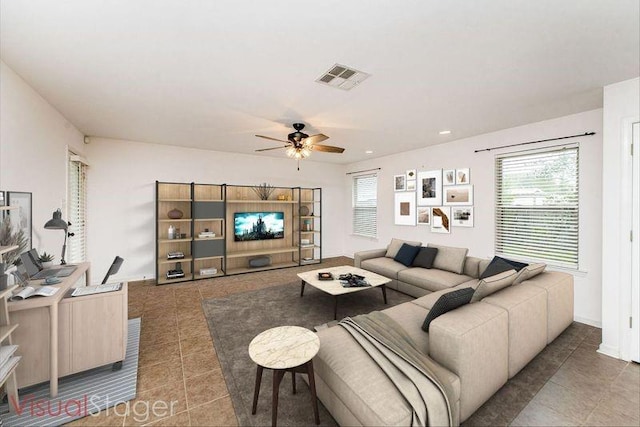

left=251, top=360, right=320, bottom=427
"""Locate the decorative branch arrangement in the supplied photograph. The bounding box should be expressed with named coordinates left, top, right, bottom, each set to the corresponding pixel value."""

left=252, top=183, right=276, bottom=200
left=0, top=216, right=28, bottom=266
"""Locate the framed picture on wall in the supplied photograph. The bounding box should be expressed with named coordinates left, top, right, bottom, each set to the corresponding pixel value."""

left=406, top=180, right=416, bottom=191
left=417, top=170, right=442, bottom=206
left=394, top=192, right=416, bottom=226
left=406, top=169, right=416, bottom=180
left=7, top=191, right=32, bottom=250
left=431, top=206, right=451, bottom=234
left=417, top=207, right=430, bottom=225
left=456, top=168, right=470, bottom=184
left=443, top=169, right=455, bottom=186
left=394, top=175, right=406, bottom=191
left=452, top=207, right=474, bottom=227
left=444, top=185, right=473, bottom=205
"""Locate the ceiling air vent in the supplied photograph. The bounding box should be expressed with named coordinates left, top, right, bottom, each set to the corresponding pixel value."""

left=316, top=63, right=370, bottom=91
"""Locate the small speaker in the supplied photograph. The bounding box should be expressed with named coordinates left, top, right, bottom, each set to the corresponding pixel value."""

left=248, top=256, right=271, bottom=268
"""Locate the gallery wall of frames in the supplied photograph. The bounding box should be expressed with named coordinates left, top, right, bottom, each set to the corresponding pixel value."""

left=393, top=168, right=473, bottom=233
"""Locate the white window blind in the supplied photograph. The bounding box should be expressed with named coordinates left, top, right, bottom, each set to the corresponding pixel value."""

left=353, top=173, right=377, bottom=238
left=496, top=146, right=579, bottom=268
left=68, top=154, right=88, bottom=263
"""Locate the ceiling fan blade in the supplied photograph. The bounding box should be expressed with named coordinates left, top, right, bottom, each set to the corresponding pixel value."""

left=311, top=144, right=345, bottom=153
left=255, top=135, right=291, bottom=144
left=255, top=146, right=289, bottom=152
left=304, top=134, right=329, bottom=144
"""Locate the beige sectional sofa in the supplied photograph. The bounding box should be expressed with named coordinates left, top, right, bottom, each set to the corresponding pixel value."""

left=313, top=240, right=574, bottom=425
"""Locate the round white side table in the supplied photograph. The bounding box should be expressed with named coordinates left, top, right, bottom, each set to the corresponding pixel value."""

left=248, top=326, right=320, bottom=427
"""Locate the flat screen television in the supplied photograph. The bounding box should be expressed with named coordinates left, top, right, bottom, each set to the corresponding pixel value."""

left=234, top=212, right=285, bottom=241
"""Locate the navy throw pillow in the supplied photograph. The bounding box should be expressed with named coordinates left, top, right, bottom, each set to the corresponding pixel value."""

left=422, top=288, right=475, bottom=332
left=412, top=247, right=438, bottom=269
left=394, top=243, right=421, bottom=267
left=480, top=256, right=528, bottom=279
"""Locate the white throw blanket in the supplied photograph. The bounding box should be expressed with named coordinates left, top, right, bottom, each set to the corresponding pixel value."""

left=339, top=312, right=457, bottom=427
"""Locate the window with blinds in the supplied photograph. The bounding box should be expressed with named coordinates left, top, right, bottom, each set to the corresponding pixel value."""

left=495, top=146, right=579, bottom=268
left=353, top=173, right=377, bottom=238
left=68, top=154, right=88, bottom=263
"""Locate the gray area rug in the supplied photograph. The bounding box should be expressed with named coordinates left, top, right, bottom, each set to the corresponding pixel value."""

left=202, top=281, right=412, bottom=427
left=203, top=281, right=596, bottom=427
left=0, top=318, right=140, bottom=427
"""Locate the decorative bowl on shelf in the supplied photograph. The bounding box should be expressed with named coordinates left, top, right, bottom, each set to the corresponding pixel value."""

left=168, top=208, right=184, bottom=219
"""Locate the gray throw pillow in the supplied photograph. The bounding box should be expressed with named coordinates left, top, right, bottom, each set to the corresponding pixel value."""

left=412, top=247, right=438, bottom=269
left=513, top=263, right=547, bottom=285
left=386, top=238, right=422, bottom=258
left=422, top=287, right=475, bottom=332
left=471, top=269, right=517, bottom=302
left=479, top=256, right=527, bottom=279
left=427, top=244, right=469, bottom=274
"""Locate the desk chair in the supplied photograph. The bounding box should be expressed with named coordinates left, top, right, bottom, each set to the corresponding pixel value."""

left=102, top=256, right=124, bottom=284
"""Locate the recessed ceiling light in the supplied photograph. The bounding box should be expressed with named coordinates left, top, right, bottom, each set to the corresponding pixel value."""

left=439, top=130, right=451, bottom=135
left=365, top=150, right=373, bottom=154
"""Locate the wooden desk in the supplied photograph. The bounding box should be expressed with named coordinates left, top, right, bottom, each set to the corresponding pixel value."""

left=9, top=262, right=91, bottom=397
left=9, top=264, right=128, bottom=397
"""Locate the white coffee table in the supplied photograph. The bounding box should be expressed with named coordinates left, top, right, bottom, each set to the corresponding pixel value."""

left=297, top=265, right=390, bottom=319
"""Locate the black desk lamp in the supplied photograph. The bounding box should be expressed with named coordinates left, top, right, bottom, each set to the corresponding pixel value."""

left=44, top=209, right=74, bottom=265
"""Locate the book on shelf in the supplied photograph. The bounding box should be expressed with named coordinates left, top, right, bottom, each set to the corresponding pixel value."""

left=198, top=232, right=216, bottom=239
left=167, top=251, right=185, bottom=259
left=10, top=285, right=59, bottom=301
left=0, top=345, right=18, bottom=368
left=166, top=269, right=185, bottom=279
left=0, top=356, right=21, bottom=382
left=199, top=268, right=218, bottom=276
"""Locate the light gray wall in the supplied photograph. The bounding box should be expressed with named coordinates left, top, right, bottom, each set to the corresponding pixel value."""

left=342, top=109, right=604, bottom=326
left=84, top=137, right=347, bottom=283
left=0, top=61, right=85, bottom=259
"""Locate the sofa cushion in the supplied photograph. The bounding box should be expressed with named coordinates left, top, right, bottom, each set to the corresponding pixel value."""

left=482, top=284, right=547, bottom=377
left=480, top=256, right=528, bottom=279
left=412, top=247, right=438, bottom=269
left=422, top=288, right=475, bottom=332
left=361, top=257, right=409, bottom=280
left=471, top=269, right=518, bottom=302
left=385, top=238, right=422, bottom=258
left=411, top=282, right=478, bottom=311
left=314, top=320, right=461, bottom=426
left=314, top=326, right=415, bottom=426
left=427, top=244, right=469, bottom=274
left=463, top=256, right=483, bottom=279
left=394, top=243, right=421, bottom=267
left=382, top=301, right=432, bottom=354
left=398, top=268, right=472, bottom=292
left=478, top=259, right=491, bottom=276
left=513, top=262, right=547, bottom=285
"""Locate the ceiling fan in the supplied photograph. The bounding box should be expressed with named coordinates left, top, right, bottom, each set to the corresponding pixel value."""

left=255, top=123, right=345, bottom=169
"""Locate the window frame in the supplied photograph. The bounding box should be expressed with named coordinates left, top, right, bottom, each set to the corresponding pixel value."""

left=495, top=144, right=580, bottom=269
left=352, top=173, right=378, bottom=238
left=67, top=153, right=88, bottom=264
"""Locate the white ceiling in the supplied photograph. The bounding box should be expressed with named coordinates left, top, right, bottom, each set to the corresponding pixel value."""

left=1, top=0, right=638, bottom=164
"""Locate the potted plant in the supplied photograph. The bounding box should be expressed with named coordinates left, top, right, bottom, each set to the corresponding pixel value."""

left=38, top=251, right=55, bottom=268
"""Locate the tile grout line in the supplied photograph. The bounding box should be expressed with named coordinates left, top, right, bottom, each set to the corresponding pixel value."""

left=580, top=360, right=632, bottom=426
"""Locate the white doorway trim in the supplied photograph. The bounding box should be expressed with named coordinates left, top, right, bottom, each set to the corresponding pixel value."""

left=631, top=121, right=639, bottom=363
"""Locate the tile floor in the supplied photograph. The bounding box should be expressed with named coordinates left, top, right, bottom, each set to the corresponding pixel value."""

left=67, top=257, right=640, bottom=426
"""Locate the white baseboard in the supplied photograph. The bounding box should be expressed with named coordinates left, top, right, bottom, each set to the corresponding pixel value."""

left=574, top=316, right=601, bottom=328
left=597, top=343, right=620, bottom=359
